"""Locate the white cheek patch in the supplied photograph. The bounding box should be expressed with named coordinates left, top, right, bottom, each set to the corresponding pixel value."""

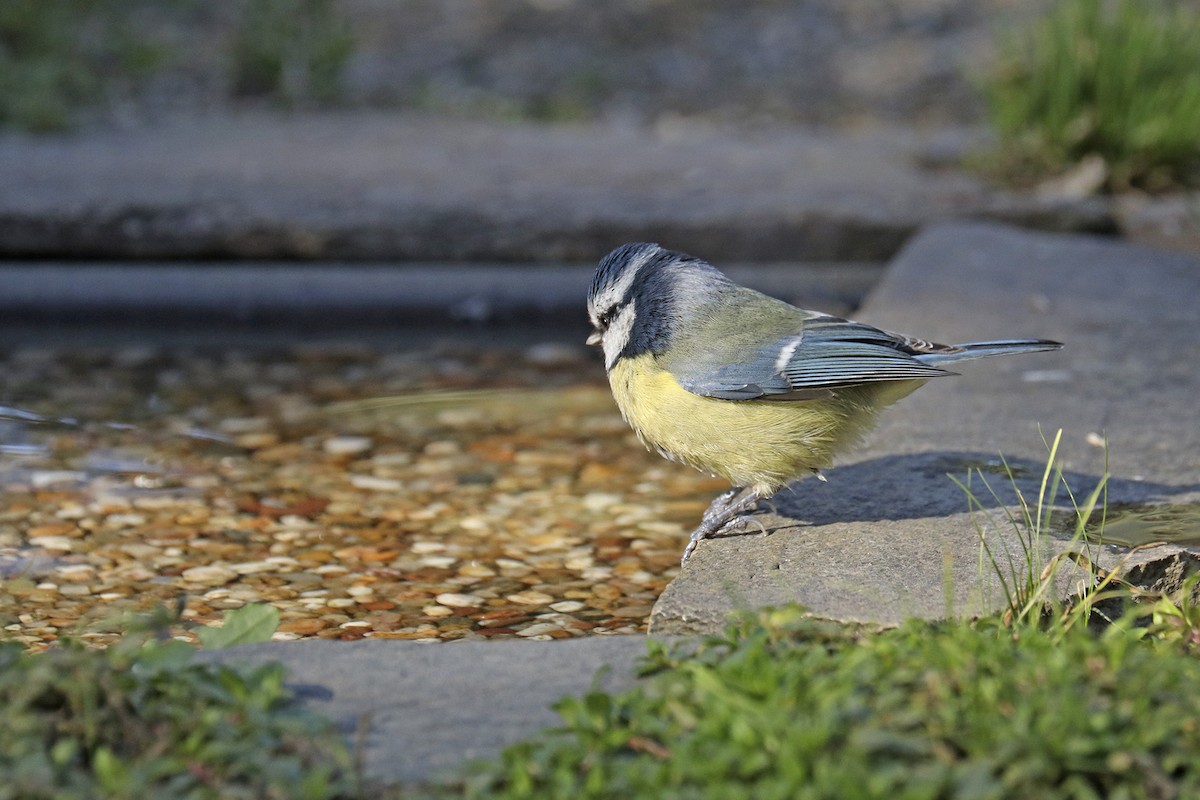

left=602, top=300, right=636, bottom=370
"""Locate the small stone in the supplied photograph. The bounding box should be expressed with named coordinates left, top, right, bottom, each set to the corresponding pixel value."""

left=592, top=584, right=622, bottom=600
left=29, top=536, right=73, bottom=552
left=28, top=522, right=78, bottom=539
left=516, top=623, right=563, bottom=637
left=525, top=533, right=573, bottom=552
left=104, top=513, right=147, bottom=528
left=611, top=604, right=653, bottom=618
left=277, top=618, right=329, bottom=635
left=323, top=436, right=373, bottom=456
left=582, top=493, right=623, bottom=512
left=423, top=605, right=455, bottom=618
left=235, top=433, right=280, bottom=450
left=349, top=475, right=404, bottom=491
left=549, top=600, right=586, bottom=613
left=55, top=565, right=95, bottom=581
left=181, top=565, right=238, bottom=586
left=423, top=440, right=459, bottom=456
left=230, top=561, right=277, bottom=575
left=578, top=462, right=620, bottom=485
left=436, top=592, right=484, bottom=608
left=506, top=590, right=554, bottom=606
left=359, top=600, right=396, bottom=611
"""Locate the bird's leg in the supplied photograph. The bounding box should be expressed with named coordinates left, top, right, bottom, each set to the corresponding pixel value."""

left=682, top=486, right=765, bottom=565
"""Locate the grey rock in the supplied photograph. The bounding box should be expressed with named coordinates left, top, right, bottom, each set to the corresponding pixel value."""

left=200, top=635, right=652, bottom=786
left=650, top=221, right=1200, bottom=634
left=0, top=113, right=1112, bottom=263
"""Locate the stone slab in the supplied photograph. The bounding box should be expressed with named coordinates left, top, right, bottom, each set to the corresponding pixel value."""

left=0, top=113, right=1111, bottom=262
left=651, top=221, right=1200, bottom=633
left=200, top=635, right=651, bottom=786
left=0, top=261, right=880, bottom=323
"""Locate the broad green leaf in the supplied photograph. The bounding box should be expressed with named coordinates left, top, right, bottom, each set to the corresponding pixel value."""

left=197, top=604, right=280, bottom=649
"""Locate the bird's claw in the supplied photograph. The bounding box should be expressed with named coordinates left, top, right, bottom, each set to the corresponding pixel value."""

left=681, top=487, right=765, bottom=566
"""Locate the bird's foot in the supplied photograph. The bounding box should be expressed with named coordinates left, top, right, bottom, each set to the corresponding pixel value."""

left=681, top=487, right=765, bottom=565
left=699, top=487, right=742, bottom=527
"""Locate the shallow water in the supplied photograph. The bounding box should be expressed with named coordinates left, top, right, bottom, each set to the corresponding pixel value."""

left=0, top=325, right=728, bottom=649
left=1075, top=504, right=1200, bottom=548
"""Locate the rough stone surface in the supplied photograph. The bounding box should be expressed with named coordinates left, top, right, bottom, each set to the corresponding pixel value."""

left=650, top=221, right=1200, bottom=633
left=200, top=636, right=651, bottom=786
left=0, top=113, right=1112, bottom=263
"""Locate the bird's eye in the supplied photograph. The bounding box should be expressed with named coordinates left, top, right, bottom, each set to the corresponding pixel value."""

left=597, top=309, right=614, bottom=329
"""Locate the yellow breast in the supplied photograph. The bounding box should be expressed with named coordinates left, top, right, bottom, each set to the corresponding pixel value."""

left=607, top=354, right=923, bottom=495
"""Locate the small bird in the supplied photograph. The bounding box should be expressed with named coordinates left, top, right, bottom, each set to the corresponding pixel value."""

left=586, top=242, right=1062, bottom=564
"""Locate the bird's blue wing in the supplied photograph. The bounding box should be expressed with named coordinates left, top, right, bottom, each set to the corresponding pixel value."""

left=671, top=316, right=954, bottom=400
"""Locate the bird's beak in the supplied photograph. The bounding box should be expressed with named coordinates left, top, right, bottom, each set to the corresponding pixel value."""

left=586, top=331, right=602, bottom=346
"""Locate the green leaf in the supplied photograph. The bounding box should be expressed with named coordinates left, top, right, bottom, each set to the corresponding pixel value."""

left=196, top=604, right=280, bottom=649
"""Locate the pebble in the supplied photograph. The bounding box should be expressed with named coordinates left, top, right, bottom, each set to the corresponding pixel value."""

left=0, top=347, right=689, bottom=650
left=582, top=493, right=624, bottom=512
left=278, top=618, right=329, bottom=635
left=506, top=590, right=554, bottom=606
left=230, top=561, right=279, bottom=575
left=349, top=475, right=404, bottom=491
left=516, top=623, right=563, bottom=637
left=29, top=536, right=74, bottom=551
left=322, top=436, right=373, bottom=456
left=436, top=592, right=485, bottom=607
left=181, top=565, right=239, bottom=586
left=549, top=600, right=586, bottom=613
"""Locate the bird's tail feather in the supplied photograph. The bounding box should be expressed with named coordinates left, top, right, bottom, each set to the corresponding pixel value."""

left=915, top=339, right=1062, bottom=365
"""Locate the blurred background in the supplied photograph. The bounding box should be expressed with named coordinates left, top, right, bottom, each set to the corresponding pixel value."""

left=1, top=0, right=1037, bottom=130
left=2, top=0, right=1198, bottom=331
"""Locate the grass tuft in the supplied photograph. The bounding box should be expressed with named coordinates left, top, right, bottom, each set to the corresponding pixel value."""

left=981, top=0, right=1200, bottom=192
left=952, top=428, right=1115, bottom=630
left=229, top=0, right=355, bottom=107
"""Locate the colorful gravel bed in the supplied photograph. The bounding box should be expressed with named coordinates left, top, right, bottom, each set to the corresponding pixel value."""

left=0, top=338, right=725, bottom=649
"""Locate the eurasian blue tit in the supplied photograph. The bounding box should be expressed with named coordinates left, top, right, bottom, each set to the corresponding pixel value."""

left=586, top=242, right=1062, bottom=564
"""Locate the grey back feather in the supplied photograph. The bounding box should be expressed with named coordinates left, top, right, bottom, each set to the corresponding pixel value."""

left=590, top=244, right=1062, bottom=401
